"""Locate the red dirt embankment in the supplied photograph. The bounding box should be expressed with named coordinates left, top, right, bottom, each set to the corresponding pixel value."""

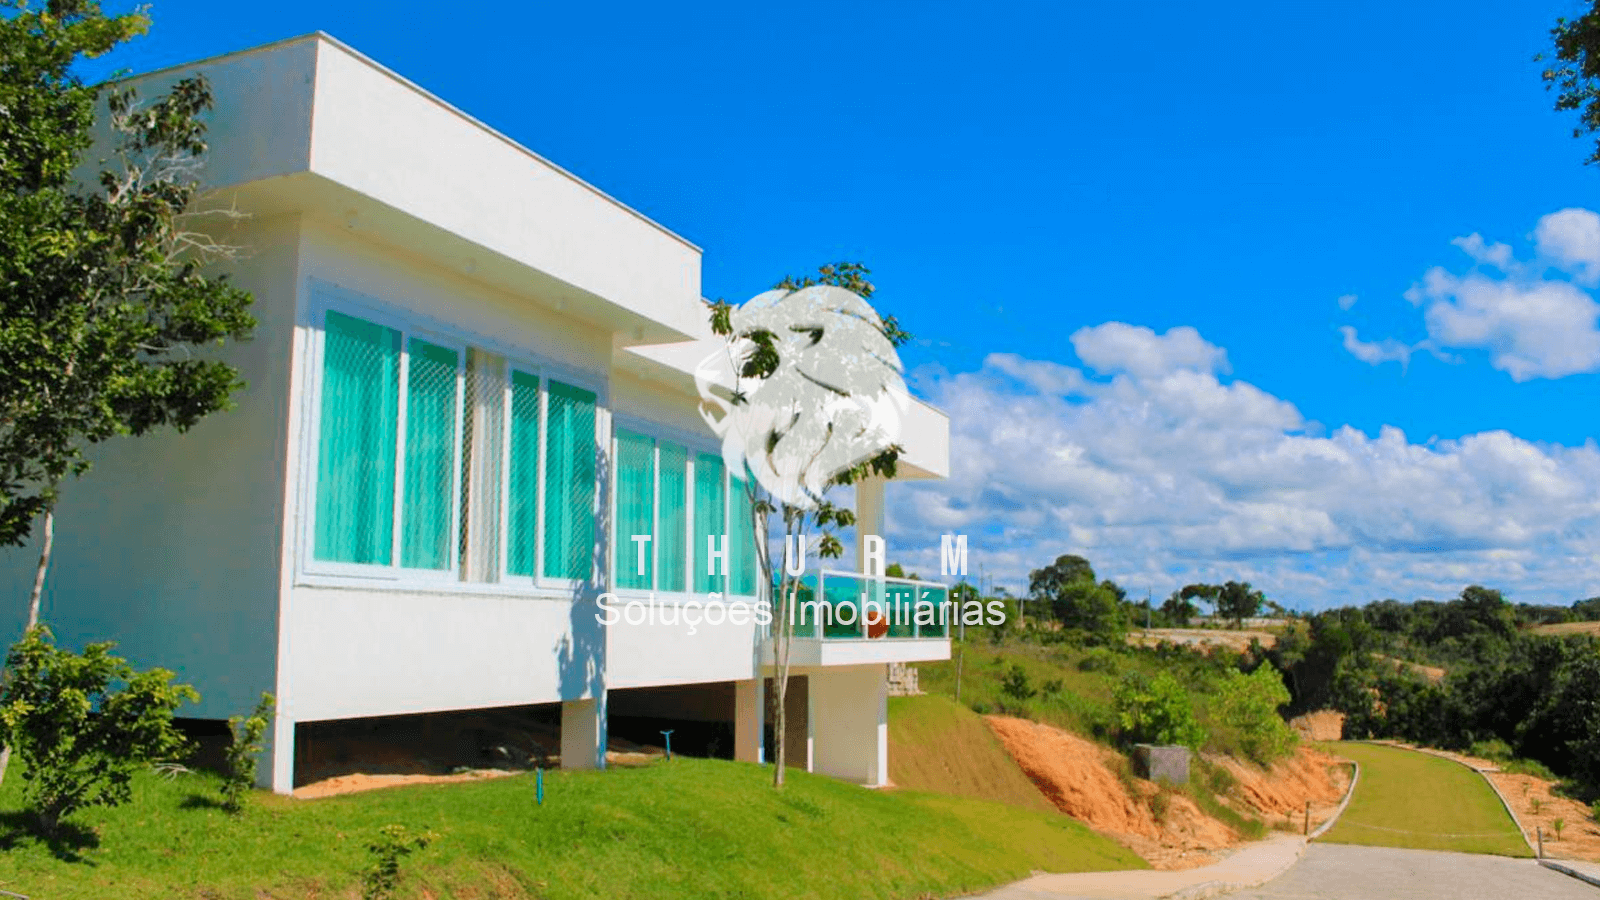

left=986, top=715, right=1348, bottom=869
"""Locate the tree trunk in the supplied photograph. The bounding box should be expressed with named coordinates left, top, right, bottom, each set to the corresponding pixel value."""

left=0, top=503, right=55, bottom=788
left=26, top=505, right=53, bottom=631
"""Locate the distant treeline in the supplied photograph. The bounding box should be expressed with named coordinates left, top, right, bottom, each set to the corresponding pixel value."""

left=1261, top=586, right=1600, bottom=800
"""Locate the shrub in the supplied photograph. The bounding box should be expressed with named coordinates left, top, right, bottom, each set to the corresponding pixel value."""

left=361, top=824, right=437, bottom=900
left=1077, top=647, right=1121, bottom=673
left=1216, top=667, right=1297, bottom=764
left=1591, top=800, right=1600, bottom=822
left=1000, top=664, right=1037, bottom=701
left=1470, top=738, right=1515, bottom=763
left=1554, top=817, right=1566, bottom=841
left=1040, top=678, right=1064, bottom=697
left=221, top=692, right=275, bottom=813
left=1113, top=670, right=1205, bottom=749
left=0, top=627, right=197, bottom=836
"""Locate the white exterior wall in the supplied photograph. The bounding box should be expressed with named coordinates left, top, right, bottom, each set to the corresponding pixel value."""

left=280, top=219, right=614, bottom=722
left=605, top=368, right=764, bottom=690
left=0, top=214, right=303, bottom=721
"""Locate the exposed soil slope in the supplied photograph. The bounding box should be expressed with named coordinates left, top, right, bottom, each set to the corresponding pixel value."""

left=986, top=715, right=1349, bottom=869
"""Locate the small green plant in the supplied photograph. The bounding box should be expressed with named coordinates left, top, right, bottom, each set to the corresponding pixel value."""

left=1040, top=678, right=1064, bottom=697
left=1591, top=799, right=1600, bottom=822
left=1531, top=797, right=1544, bottom=815
left=0, top=627, right=196, bottom=836
left=221, top=692, right=275, bottom=813
left=1000, top=664, right=1037, bottom=701
left=1553, top=817, right=1566, bottom=841
left=361, top=824, right=437, bottom=900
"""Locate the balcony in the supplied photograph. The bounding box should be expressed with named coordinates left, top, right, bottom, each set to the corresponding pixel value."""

left=767, top=569, right=954, bottom=667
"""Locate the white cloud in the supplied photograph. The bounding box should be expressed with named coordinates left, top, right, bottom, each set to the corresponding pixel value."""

left=889, top=334, right=1600, bottom=609
left=1349, top=209, right=1600, bottom=381
left=1069, top=323, right=1229, bottom=378
left=1535, top=208, right=1600, bottom=282
left=1337, top=294, right=1358, bottom=311
left=1339, top=325, right=1412, bottom=368
left=1411, top=268, right=1600, bottom=381
left=1451, top=233, right=1514, bottom=270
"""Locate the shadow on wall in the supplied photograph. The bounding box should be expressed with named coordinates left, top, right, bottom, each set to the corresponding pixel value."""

left=556, top=444, right=609, bottom=703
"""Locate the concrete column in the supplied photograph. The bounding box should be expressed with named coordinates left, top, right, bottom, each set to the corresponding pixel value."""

left=561, top=694, right=608, bottom=770
left=735, top=677, right=765, bottom=764
left=809, top=664, right=889, bottom=786
left=854, top=477, right=886, bottom=575
left=268, top=711, right=295, bottom=794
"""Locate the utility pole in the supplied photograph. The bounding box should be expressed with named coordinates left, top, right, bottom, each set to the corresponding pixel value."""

left=957, top=565, right=978, bottom=704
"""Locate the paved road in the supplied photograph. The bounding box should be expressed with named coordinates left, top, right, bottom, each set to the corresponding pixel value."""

left=1228, top=844, right=1597, bottom=900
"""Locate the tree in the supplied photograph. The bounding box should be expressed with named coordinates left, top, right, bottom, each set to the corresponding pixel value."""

left=1214, top=581, right=1266, bottom=627
left=0, top=626, right=196, bottom=837
left=705, top=262, right=907, bottom=788
left=0, top=0, right=254, bottom=786
left=1160, top=591, right=1199, bottom=626
left=1542, top=2, right=1600, bottom=165
left=1027, top=554, right=1127, bottom=640
left=0, top=1, right=255, bottom=627
left=1113, top=670, right=1205, bottom=749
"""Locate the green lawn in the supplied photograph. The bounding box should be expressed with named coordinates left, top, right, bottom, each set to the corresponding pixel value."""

left=888, top=694, right=1056, bottom=812
left=0, top=755, right=1142, bottom=899
left=1317, top=742, right=1530, bottom=857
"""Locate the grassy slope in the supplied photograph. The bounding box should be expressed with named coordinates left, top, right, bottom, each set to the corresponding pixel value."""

left=1317, top=743, right=1530, bottom=857
left=0, top=757, right=1143, bottom=900
left=888, top=694, right=1055, bottom=813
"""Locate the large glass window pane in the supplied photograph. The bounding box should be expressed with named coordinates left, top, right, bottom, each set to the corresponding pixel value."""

left=693, top=453, right=725, bottom=593
left=506, top=370, right=541, bottom=577
left=614, top=429, right=655, bottom=590
left=401, top=338, right=459, bottom=570
left=729, top=470, right=757, bottom=596
left=657, top=442, right=688, bottom=592
left=315, top=311, right=400, bottom=565
left=543, top=380, right=597, bottom=581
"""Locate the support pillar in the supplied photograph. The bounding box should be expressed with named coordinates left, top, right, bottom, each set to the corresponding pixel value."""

left=268, top=711, right=295, bottom=794
left=561, top=694, right=607, bottom=770
left=855, top=477, right=886, bottom=575
left=735, top=677, right=765, bottom=763
left=809, top=665, right=889, bottom=786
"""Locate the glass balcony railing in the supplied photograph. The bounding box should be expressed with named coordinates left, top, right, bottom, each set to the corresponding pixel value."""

left=783, top=570, right=950, bottom=641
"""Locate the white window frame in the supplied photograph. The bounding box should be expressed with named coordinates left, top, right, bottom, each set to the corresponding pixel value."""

left=300, top=289, right=465, bottom=584
left=499, top=365, right=607, bottom=592
left=297, top=281, right=608, bottom=595
left=608, top=417, right=712, bottom=602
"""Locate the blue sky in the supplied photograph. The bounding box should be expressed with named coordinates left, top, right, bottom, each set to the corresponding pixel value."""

left=95, top=1, right=1600, bottom=608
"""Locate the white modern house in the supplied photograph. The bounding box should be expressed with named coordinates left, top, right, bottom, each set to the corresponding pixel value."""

left=0, top=34, right=952, bottom=793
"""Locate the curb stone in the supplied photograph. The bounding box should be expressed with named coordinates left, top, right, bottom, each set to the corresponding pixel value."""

left=1540, top=860, right=1600, bottom=891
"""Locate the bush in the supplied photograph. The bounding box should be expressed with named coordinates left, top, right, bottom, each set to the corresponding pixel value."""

left=221, top=692, right=275, bottom=813
left=1216, top=667, right=1297, bottom=764
left=1077, top=647, right=1121, bottom=673
left=0, top=627, right=197, bottom=836
left=1470, top=738, right=1515, bottom=763
left=1113, top=670, right=1205, bottom=749
left=1000, top=664, right=1037, bottom=701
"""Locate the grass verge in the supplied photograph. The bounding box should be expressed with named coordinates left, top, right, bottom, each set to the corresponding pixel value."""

left=0, top=755, right=1143, bottom=899
left=1316, top=742, right=1530, bottom=857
